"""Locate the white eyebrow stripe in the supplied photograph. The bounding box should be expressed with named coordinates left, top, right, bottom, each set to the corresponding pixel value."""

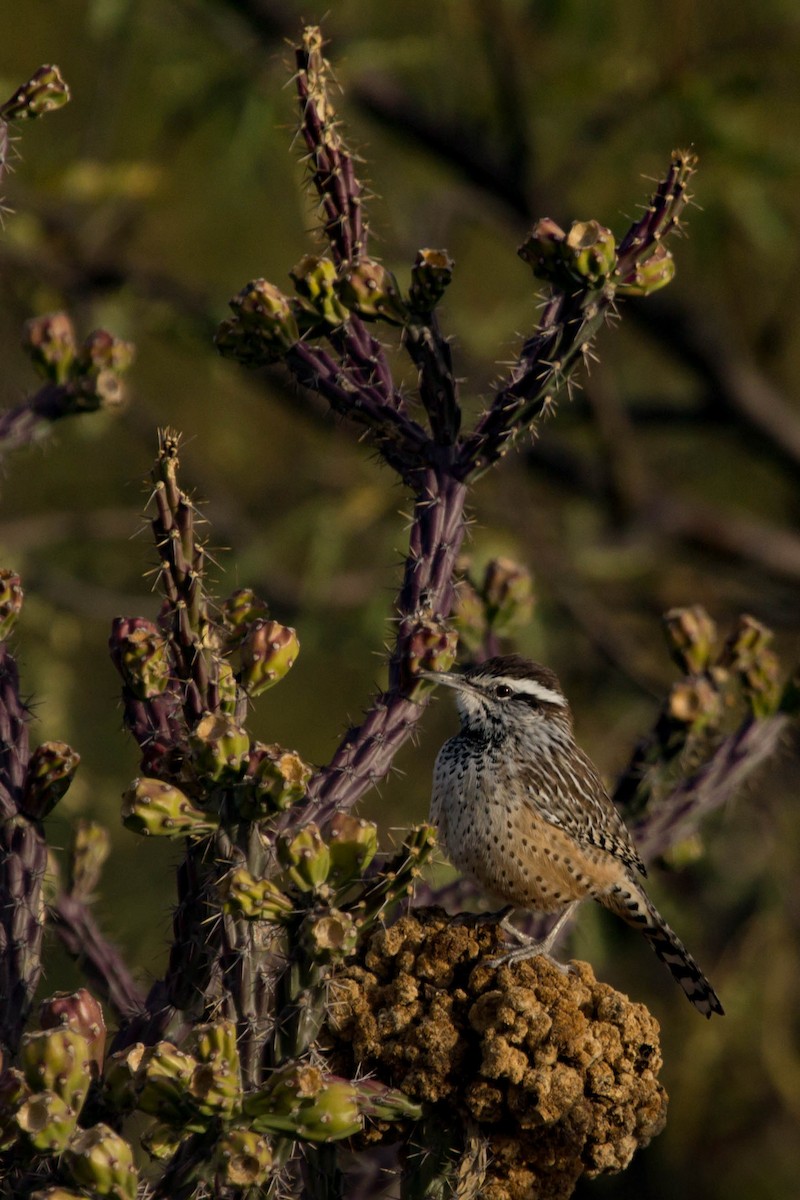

left=481, top=675, right=567, bottom=706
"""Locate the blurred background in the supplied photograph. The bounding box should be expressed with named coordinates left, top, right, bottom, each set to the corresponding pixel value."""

left=3, top=2, right=800, bottom=1196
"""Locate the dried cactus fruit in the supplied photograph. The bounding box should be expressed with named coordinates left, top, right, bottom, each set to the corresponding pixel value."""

left=216, top=279, right=300, bottom=365
left=15, top=1089, right=78, bottom=1153
left=663, top=606, right=718, bottom=675
left=299, top=908, right=359, bottom=963
left=238, top=743, right=312, bottom=817
left=135, top=1041, right=197, bottom=1122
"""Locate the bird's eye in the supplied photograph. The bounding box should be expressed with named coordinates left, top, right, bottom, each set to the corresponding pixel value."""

left=494, top=684, right=513, bottom=699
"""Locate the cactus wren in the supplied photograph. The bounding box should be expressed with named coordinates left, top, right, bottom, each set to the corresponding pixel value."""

left=425, top=654, right=724, bottom=1017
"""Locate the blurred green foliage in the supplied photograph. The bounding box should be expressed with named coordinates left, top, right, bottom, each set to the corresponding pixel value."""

left=2, top=2, right=800, bottom=1197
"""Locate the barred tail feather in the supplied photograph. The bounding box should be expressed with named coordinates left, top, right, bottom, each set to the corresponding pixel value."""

left=606, top=883, right=724, bottom=1018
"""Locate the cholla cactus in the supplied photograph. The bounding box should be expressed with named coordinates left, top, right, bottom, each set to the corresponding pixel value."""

left=1, top=26, right=795, bottom=1200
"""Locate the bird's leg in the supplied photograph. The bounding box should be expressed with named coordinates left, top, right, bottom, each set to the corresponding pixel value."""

left=487, top=901, right=580, bottom=971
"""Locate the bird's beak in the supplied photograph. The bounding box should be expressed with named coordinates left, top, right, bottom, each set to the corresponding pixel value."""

left=420, top=668, right=470, bottom=692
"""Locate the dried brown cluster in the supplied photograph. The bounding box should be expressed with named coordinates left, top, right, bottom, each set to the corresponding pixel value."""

left=329, top=908, right=668, bottom=1200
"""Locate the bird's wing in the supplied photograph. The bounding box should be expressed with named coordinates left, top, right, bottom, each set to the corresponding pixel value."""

left=521, top=745, right=647, bottom=877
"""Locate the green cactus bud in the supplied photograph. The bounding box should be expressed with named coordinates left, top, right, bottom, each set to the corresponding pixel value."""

left=20, top=1028, right=92, bottom=1112
left=21, top=740, right=81, bottom=819
left=354, top=1078, right=423, bottom=1122
left=246, top=1065, right=361, bottom=1141
left=222, top=867, right=295, bottom=921
left=15, top=1090, right=78, bottom=1153
left=718, top=615, right=782, bottom=715
left=189, top=1020, right=242, bottom=1117
left=39, top=989, right=106, bottom=1075
left=189, top=712, right=250, bottom=782
left=215, top=1127, right=273, bottom=1187
left=277, top=824, right=331, bottom=891
left=109, top=617, right=171, bottom=699
left=0, top=1069, right=29, bottom=1151
left=360, top=824, right=437, bottom=923
left=0, top=65, right=70, bottom=121
left=217, top=279, right=300, bottom=365
left=337, top=258, right=408, bottom=325
left=518, top=218, right=568, bottom=284
left=482, top=556, right=534, bottom=635
left=236, top=618, right=300, bottom=696
left=22, top=313, right=77, bottom=384
left=140, top=1120, right=183, bottom=1160
left=663, top=606, right=718, bottom=675
left=239, top=744, right=312, bottom=817
left=136, top=1042, right=197, bottom=1122
left=616, top=243, right=676, bottom=296
left=300, top=908, right=359, bottom=962
left=0, top=568, right=24, bottom=641
left=63, top=1124, right=138, bottom=1200
left=67, top=819, right=111, bottom=901
left=102, top=1044, right=145, bottom=1113
left=564, top=219, right=617, bottom=283
left=290, top=254, right=349, bottom=326
left=408, top=248, right=454, bottom=312
left=328, top=813, right=378, bottom=884
left=122, top=777, right=219, bottom=838
left=220, top=587, right=270, bottom=643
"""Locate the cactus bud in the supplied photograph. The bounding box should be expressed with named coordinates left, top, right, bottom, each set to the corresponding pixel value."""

left=482, top=556, right=534, bottom=635
left=0, top=65, right=70, bottom=121
left=215, top=1127, right=273, bottom=1187
left=277, top=824, right=331, bottom=892
left=245, top=1064, right=361, bottom=1141
left=408, top=248, right=454, bottom=312
left=663, top=606, right=718, bottom=675
left=221, top=867, right=294, bottom=921
left=354, top=1077, right=423, bottom=1122
left=719, top=615, right=781, bottom=715
left=616, top=244, right=676, bottom=296
left=122, top=777, right=219, bottom=838
left=0, top=1069, right=29, bottom=1151
left=667, top=678, right=722, bottom=727
left=452, top=574, right=487, bottom=655
left=237, top=619, right=299, bottom=696
left=217, top=279, right=300, bottom=365
left=190, top=1019, right=242, bottom=1118
left=238, top=743, right=312, bottom=817
left=565, top=219, right=617, bottom=283
left=39, top=989, right=106, bottom=1075
left=67, top=819, right=111, bottom=900
left=290, top=255, right=349, bottom=326
left=21, top=741, right=81, bottom=819
left=22, top=313, right=77, bottom=384
left=0, top=569, right=23, bottom=641
left=63, top=1124, right=138, bottom=1200
left=136, top=1042, right=197, bottom=1122
left=337, top=258, right=407, bottom=325
left=16, top=1090, right=78, bottom=1153
left=140, top=1121, right=182, bottom=1160
left=328, top=813, right=378, bottom=884
left=30, top=1189, right=90, bottom=1200
left=518, top=218, right=568, bottom=284
left=300, top=908, right=359, bottom=962
left=20, top=1029, right=92, bottom=1112
left=189, top=713, right=250, bottom=782
left=220, top=587, right=270, bottom=643
left=102, top=1044, right=145, bottom=1112
left=109, top=617, right=171, bottom=698
left=406, top=617, right=458, bottom=690
left=71, top=329, right=135, bottom=410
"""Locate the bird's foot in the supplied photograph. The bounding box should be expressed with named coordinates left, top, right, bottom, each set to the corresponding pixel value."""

left=486, top=939, right=574, bottom=974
